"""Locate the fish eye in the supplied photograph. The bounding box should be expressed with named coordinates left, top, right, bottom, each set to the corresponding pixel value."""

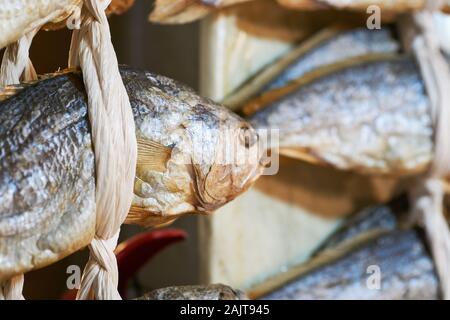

left=239, top=125, right=258, bottom=149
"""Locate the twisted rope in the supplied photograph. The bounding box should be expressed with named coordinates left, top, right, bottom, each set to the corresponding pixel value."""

left=400, top=0, right=450, bottom=299
left=68, top=0, right=137, bottom=300
left=0, top=29, right=37, bottom=86
left=0, top=275, right=24, bottom=300
left=0, top=28, right=39, bottom=300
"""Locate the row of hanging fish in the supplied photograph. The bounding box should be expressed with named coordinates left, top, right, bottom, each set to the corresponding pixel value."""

left=225, top=24, right=446, bottom=299
left=149, top=0, right=450, bottom=24
left=0, top=16, right=447, bottom=290
left=3, top=0, right=450, bottom=48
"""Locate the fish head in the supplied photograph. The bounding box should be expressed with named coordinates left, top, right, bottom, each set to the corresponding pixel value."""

left=186, top=102, right=266, bottom=213
left=128, top=79, right=266, bottom=228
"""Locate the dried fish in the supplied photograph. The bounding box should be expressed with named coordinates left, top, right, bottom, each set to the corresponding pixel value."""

left=0, top=0, right=135, bottom=49
left=0, top=67, right=264, bottom=281
left=226, top=25, right=399, bottom=110
left=248, top=54, right=434, bottom=175
left=249, top=206, right=438, bottom=299
left=315, top=205, right=398, bottom=253
left=279, top=0, right=430, bottom=11
left=260, top=230, right=439, bottom=299
left=136, top=284, right=248, bottom=300
left=149, top=0, right=450, bottom=24
left=149, top=0, right=214, bottom=24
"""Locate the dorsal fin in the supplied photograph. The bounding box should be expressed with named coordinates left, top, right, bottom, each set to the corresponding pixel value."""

left=0, top=68, right=81, bottom=102
left=0, top=83, right=32, bottom=102
left=223, top=24, right=351, bottom=110
left=243, top=53, right=404, bottom=116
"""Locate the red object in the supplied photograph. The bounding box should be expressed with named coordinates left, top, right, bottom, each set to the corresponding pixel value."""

left=116, top=229, right=187, bottom=298
left=60, top=229, right=187, bottom=300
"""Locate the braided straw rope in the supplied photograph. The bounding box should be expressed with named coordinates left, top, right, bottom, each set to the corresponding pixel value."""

left=68, top=0, right=137, bottom=300
left=400, top=0, right=450, bottom=299
left=0, top=28, right=39, bottom=301
left=0, top=274, right=25, bottom=300
left=0, top=0, right=136, bottom=300
left=0, top=29, right=37, bottom=86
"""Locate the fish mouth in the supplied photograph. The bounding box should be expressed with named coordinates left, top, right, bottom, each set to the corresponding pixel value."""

left=229, top=157, right=267, bottom=200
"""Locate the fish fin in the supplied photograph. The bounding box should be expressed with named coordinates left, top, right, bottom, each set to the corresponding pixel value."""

left=149, top=0, right=210, bottom=24
left=105, top=0, right=136, bottom=15
left=278, top=0, right=331, bottom=10
left=0, top=84, right=32, bottom=102
left=278, top=148, right=323, bottom=165
left=0, top=68, right=83, bottom=103
left=225, top=24, right=351, bottom=111
left=126, top=206, right=179, bottom=228
left=246, top=227, right=386, bottom=299
left=243, top=53, right=404, bottom=116
left=279, top=147, right=425, bottom=176
left=242, top=84, right=300, bottom=116
left=136, top=137, right=172, bottom=173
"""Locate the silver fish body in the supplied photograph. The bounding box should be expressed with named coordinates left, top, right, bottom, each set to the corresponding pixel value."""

left=262, top=229, right=439, bottom=300
left=258, top=206, right=438, bottom=300
left=249, top=55, right=433, bottom=175
left=136, top=284, right=248, bottom=300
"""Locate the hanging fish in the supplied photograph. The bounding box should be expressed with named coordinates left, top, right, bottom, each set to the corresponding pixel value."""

left=314, top=205, right=398, bottom=253
left=0, top=67, right=265, bottom=282
left=226, top=25, right=399, bottom=110
left=255, top=206, right=439, bottom=300
left=247, top=54, right=434, bottom=175
left=245, top=205, right=439, bottom=299
left=136, top=284, right=248, bottom=300
left=279, top=0, right=450, bottom=12
left=149, top=0, right=450, bottom=24
left=0, top=0, right=135, bottom=49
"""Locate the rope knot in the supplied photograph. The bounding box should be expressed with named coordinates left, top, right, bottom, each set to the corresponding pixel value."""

left=76, top=232, right=121, bottom=300
left=83, top=0, right=111, bottom=25
left=89, top=236, right=119, bottom=274
left=0, top=29, right=37, bottom=86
